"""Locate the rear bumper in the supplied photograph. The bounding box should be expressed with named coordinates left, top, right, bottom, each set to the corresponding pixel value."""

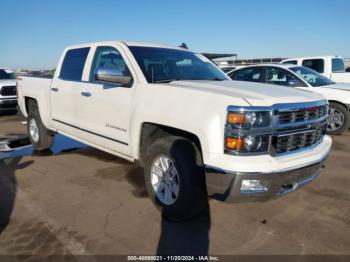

left=0, top=98, right=18, bottom=111
left=205, top=149, right=330, bottom=203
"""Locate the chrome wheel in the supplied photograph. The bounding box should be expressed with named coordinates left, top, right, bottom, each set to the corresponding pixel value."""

left=151, top=156, right=180, bottom=206
left=327, top=107, right=345, bottom=132
left=29, top=118, right=39, bottom=143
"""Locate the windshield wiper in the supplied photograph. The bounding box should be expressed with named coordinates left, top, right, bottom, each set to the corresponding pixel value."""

left=153, top=79, right=179, bottom=83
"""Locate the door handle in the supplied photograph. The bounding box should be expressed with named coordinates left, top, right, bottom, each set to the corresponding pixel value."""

left=81, top=91, right=92, bottom=97
left=51, top=87, right=59, bottom=92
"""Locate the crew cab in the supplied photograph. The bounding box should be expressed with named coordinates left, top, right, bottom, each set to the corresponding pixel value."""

left=281, top=56, right=350, bottom=84
left=228, top=64, right=350, bottom=135
left=17, top=41, right=332, bottom=221
left=0, top=68, right=17, bottom=113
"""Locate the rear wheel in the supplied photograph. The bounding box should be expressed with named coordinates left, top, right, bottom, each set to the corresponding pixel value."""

left=327, top=102, right=350, bottom=135
left=144, top=136, right=207, bottom=221
left=27, top=101, right=54, bottom=150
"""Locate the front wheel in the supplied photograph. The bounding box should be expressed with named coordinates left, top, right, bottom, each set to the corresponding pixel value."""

left=144, top=136, right=207, bottom=221
left=327, top=102, right=350, bottom=135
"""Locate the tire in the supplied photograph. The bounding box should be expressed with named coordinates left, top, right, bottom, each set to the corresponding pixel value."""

left=27, top=101, right=54, bottom=151
left=327, top=102, right=350, bottom=135
left=144, top=136, right=207, bottom=221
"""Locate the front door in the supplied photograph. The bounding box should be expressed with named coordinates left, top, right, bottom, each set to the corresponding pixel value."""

left=76, top=46, right=134, bottom=156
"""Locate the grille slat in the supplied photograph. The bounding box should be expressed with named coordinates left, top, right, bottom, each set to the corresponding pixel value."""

left=279, top=105, right=328, bottom=124
left=273, top=104, right=328, bottom=154
left=273, top=125, right=326, bottom=154
left=0, top=86, right=16, bottom=96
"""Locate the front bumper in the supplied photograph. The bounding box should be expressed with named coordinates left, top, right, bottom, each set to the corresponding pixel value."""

left=0, top=98, right=17, bottom=111
left=205, top=153, right=329, bottom=203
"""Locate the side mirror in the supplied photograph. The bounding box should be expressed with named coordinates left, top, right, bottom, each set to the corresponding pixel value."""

left=287, top=79, right=301, bottom=87
left=95, top=67, right=132, bottom=86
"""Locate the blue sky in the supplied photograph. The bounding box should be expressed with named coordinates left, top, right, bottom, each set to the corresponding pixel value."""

left=1, top=0, right=349, bottom=70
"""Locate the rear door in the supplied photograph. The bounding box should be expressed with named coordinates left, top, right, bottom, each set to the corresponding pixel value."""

left=50, top=47, right=90, bottom=135
left=75, top=45, right=135, bottom=156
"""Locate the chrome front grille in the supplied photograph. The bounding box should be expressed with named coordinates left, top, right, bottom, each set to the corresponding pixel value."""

left=272, top=123, right=327, bottom=154
left=0, top=86, right=16, bottom=96
left=279, top=105, right=328, bottom=124
left=271, top=101, right=328, bottom=155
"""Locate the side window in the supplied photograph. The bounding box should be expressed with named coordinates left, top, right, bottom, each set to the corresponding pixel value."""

left=59, top=48, right=90, bottom=81
left=332, top=58, right=345, bottom=73
left=90, top=46, right=131, bottom=82
left=232, top=67, right=263, bottom=82
left=266, top=67, right=304, bottom=87
left=302, top=59, right=324, bottom=73
left=282, top=60, right=297, bottom=65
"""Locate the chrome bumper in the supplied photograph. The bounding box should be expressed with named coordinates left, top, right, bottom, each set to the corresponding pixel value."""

left=205, top=156, right=328, bottom=203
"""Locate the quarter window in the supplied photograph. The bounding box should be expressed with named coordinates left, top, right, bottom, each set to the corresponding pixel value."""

left=59, top=48, right=90, bottom=81
left=302, top=59, right=324, bottom=73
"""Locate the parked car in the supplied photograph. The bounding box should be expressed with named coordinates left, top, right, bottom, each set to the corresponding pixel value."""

left=281, top=56, right=350, bottom=84
left=0, top=68, right=17, bottom=113
left=227, top=64, right=350, bottom=135
left=17, top=41, right=331, bottom=221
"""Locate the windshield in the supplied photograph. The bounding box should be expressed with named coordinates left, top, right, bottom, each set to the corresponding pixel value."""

left=290, top=66, right=335, bottom=87
left=128, top=46, right=228, bottom=83
left=0, top=69, right=15, bottom=80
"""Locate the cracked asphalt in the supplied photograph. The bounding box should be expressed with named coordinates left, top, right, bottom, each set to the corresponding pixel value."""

left=0, top=114, right=349, bottom=259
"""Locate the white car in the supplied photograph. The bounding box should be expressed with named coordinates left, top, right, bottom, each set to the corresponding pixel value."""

left=227, top=64, right=350, bottom=135
left=0, top=68, right=17, bottom=113
left=281, top=56, right=350, bottom=84
left=17, top=41, right=331, bottom=221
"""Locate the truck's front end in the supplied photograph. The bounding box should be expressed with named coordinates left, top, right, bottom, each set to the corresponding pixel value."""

left=0, top=69, right=18, bottom=113
left=206, top=100, right=331, bottom=202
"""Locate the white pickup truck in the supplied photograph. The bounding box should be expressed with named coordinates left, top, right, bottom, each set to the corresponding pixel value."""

left=17, top=41, right=332, bottom=221
left=281, top=56, right=350, bottom=84
left=0, top=68, right=17, bottom=113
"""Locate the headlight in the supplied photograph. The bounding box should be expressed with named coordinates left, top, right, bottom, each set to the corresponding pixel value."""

left=225, top=135, right=270, bottom=153
left=225, top=106, right=273, bottom=155
left=227, top=111, right=271, bottom=129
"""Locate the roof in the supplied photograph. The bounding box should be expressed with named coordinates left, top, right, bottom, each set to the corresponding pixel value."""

left=65, top=40, right=187, bottom=51
left=225, top=63, right=301, bottom=74
left=283, top=55, right=343, bottom=61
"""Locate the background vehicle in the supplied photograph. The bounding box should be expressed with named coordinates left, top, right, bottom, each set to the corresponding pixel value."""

left=228, top=64, right=350, bottom=135
left=0, top=68, right=17, bottom=113
left=281, top=56, right=350, bottom=84
left=17, top=41, right=331, bottom=221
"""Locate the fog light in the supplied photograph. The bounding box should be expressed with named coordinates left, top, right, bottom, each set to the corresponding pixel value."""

left=241, top=179, right=269, bottom=192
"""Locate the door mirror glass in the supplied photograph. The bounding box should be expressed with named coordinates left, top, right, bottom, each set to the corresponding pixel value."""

left=95, top=67, right=132, bottom=86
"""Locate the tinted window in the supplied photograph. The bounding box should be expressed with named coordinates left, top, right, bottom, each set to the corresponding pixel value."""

left=332, top=58, right=345, bottom=73
left=129, top=46, right=227, bottom=83
left=266, top=67, right=305, bottom=87
left=59, top=48, right=90, bottom=81
left=282, top=60, right=297, bottom=65
left=290, top=66, right=334, bottom=87
left=231, top=67, right=263, bottom=82
left=302, top=59, right=324, bottom=73
left=90, top=46, right=131, bottom=82
left=0, top=69, right=15, bottom=79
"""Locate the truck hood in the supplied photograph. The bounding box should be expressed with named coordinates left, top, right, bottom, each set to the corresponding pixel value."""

left=169, top=80, right=324, bottom=106
left=326, top=83, right=350, bottom=91
left=0, top=79, right=16, bottom=87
